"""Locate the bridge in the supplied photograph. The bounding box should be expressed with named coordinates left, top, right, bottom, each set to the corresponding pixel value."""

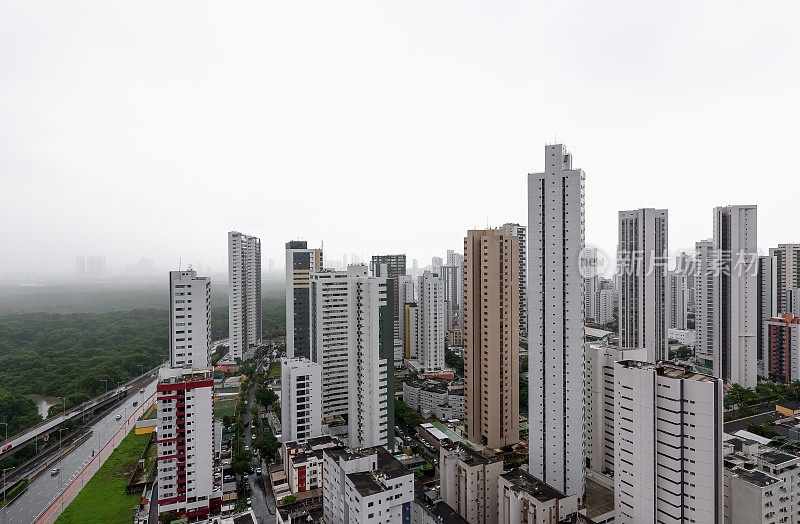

left=0, top=364, right=163, bottom=458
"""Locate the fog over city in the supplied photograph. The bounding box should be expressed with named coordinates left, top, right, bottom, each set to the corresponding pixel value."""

left=2, top=1, right=798, bottom=278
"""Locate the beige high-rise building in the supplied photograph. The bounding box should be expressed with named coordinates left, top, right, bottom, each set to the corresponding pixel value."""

left=464, top=228, right=520, bottom=449
left=769, top=243, right=800, bottom=313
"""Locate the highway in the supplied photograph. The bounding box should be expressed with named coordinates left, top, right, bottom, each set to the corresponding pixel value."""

left=0, top=379, right=158, bottom=524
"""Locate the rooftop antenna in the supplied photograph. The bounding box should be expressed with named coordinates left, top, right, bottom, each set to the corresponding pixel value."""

left=179, top=257, right=182, bottom=271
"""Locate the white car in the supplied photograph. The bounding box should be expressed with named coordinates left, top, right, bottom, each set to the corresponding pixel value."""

left=116, top=413, right=122, bottom=420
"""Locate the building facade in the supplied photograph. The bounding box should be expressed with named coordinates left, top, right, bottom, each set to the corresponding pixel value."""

left=758, top=256, right=778, bottom=377
left=713, top=205, right=758, bottom=388
left=769, top=243, right=800, bottom=313
left=228, top=231, right=261, bottom=360
left=418, top=270, right=445, bottom=371
left=285, top=240, right=323, bottom=359
left=767, top=314, right=800, bottom=384
left=464, top=228, right=520, bottom=449
left=156, top=367, right=218, bottom=520
left=501, top=223, right=528, bottom=343
left=169, top=270, right=211, bottom=369
left=668, top=270, right=688, bottom=331
left=439, top=442, right=503, bottom=524
left=309, top=265, right=395, bottom=450
left=617, top=208, right=669, bottom=363
left=280, top=357, right=323, bottom=443
left=614, top=361, right=723, bottom=524
left=322, top=446, right=414, bottom=524
left=585, top=343, right=647, bottom=479
left=528, top=144, right=586, bottom=498
left=695, top=239, right=715, bottom=369
left=498, top=468, right=580, bottom=524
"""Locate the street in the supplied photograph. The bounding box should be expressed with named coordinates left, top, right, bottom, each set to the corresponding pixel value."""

left=0, top=380, right=157, bottom=524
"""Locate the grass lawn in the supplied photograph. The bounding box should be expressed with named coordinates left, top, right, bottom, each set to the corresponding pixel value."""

left=215, top=398, right=237, bottom=418
left=267, top=362, right=281, bottom=379
left=55, top=429, right=149, bottom=524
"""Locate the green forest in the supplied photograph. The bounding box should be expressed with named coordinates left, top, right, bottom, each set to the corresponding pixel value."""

left=0, top=290, right=285, bottom=438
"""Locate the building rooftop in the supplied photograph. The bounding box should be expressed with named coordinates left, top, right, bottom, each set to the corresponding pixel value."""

left=276, top=501, right=323, bottom=522
left=760, top=450, right=799, bottom=467
left=500, top=468, right=568, bottom=503
left=405, top=378, right=451, bottom=395
left=730, top=467, right=782, bottom=488
left=442, top=442, right=499, bottom=467
left=413, top=481, right=468, bottom=523
left=616, top=360, right=718, bottom=382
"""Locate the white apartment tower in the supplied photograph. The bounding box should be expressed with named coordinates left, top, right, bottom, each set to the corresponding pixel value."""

left=713, top=205, right=758, bottom=388
left=668, top=270, right=689, bottom=330
left=618, top=208, right=669, bottom=362
left=418, top=270, right=445, bottom=371
left=285, top=240, right=323, bottom=359
left=583, top=247, right=600, bottom=322
left=695, top=239, right=715, bottom=369
left=169, top=270, right=212, bottom=369
left=228, top=231, right=261, bottom=360
left=585, top=343, right=646, bottom=478
left=757, top=256, right=778, bottom=377
left=528, top=143, right=586, bottom=498
left=614, top=361, right=723, bottom=524
left=501, top=223, right=528, bottom=343
left=346, top=268, right=391, bottom=450
left=309, top=265, right=394, bottom=450
left=280, top=357, right=323, bottom=443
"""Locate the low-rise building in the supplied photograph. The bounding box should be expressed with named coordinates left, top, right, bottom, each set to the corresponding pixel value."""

left=403, top=378, right=465, bottom=420
left=723, top=436, right=800, bottom=524
left=440, top=442, right=504, bottom=524
left=498, top=468, right=580, bottom=524
left=281, top=436, right=340, bottom=496
left=322, top=446, right=414, bottom=524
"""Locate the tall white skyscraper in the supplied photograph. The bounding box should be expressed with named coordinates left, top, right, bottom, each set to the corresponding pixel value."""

left=695, top=239, right=715, bottom=369
left=169, top=270, right=212, bottom=369
left=280, top=357, right=323, bottom=443
left=528, top=144, right=586, bottom=498
left=614, top=361, right=723, bottom=524
left=418, top=270, right=445, bottom=371
left=583, top=247, right=600, bottom=322
left=285, top=240, right=323, bottom=359
left=228, top=231, right=261, bottom=360
left=757, top=255, right=778, bottom=377
left=618, top=208, right=669, bottom=362
left=501, top=223, right=528, bottom=343
left=713, top=205, right=758, bottom=388
left=668, top=270, right=688, bottom=330
left=769, top=243, right=800, bottom=313
left=310, top=265, right=394, bottom=450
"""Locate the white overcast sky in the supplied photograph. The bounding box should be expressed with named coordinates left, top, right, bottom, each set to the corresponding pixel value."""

left=2, top=1, right=798, bottom=275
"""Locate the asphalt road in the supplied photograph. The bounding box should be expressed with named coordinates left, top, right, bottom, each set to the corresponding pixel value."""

left=242, top=349, right=274, bottom=523
left=0, top=380, right=157, bottom=524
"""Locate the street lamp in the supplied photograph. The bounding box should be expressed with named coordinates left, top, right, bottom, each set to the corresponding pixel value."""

left=2, top=467, right=11, bottom=505
left=101, top=380, right=108, bottom=395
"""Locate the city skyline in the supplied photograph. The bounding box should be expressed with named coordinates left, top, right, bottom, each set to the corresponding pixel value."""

left=3, top=2, right=799, bottom=275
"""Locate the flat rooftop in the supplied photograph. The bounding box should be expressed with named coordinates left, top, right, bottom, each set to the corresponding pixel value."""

left=500, top=468, right=567, bottom=502
left=616, top=360, right=718, bottom=382
left=760, top=450, right=798, bottom=467
left=730, top=467, right=781, bottom=488
left=413, top=481, right=468, bottom=523
left=443, top=442, right=499, bottom=467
